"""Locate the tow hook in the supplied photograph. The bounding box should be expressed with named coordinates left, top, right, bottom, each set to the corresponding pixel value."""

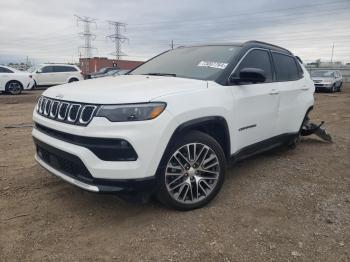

left=301, top=117, right=332, bottom=143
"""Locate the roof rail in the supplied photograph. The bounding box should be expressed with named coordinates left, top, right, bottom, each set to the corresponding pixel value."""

left=244, top=40, right=292, bottom=54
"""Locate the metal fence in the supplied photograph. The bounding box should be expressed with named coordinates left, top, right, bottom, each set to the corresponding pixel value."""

left=306, top=67, right=350, bottom=83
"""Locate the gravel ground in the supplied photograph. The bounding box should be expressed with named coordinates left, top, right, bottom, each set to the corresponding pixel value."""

left=0, top=85, right=349, bottom=262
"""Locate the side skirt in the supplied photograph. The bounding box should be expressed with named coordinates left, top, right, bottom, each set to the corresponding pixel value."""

left=230, top=133, right=297, bottom=164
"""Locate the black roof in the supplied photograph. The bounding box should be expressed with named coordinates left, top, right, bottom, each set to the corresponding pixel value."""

left=180, top=40, right=293, bottom=55
left=242, top=40, right=292, bottom=55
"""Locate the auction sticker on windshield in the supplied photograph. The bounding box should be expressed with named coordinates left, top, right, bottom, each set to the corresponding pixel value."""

left=197, top=61, right=228, bottom=69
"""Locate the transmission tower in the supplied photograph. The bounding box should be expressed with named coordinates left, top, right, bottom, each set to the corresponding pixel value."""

left=106, top=21, right=128, bottom=60
left=75, top=15, right=97, bottom=59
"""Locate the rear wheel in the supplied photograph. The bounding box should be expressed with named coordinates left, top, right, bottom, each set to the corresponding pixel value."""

left=6, top=81, right=22, bottom=95
left=156, top=131, right=226, bottom=211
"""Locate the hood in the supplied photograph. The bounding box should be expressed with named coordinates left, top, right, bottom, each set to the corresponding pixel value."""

left=43, top=75, right=207, bottom=104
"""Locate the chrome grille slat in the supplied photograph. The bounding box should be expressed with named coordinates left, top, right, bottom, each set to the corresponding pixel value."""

left=58, top=102, right=69, bottom=120
left=44, top=99, right=52, bottom=116
left=79, top=105, right=97, bottom=124
left=50, top=101, right=60, bottom=118
left=67, top=104, right=81, bottom=123
left=36, top=96, right=97, bottom=126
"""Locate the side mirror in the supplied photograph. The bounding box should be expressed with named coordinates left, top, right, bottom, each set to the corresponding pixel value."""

left=37, top=69, right=42, bottom=73
left=230, top=68, right=266, bottom=84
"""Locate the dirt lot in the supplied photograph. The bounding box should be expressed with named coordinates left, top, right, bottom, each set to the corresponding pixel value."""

left=0, top=85, right=349, bottom=262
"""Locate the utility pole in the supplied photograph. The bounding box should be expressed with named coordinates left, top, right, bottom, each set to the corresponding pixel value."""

left=106, top=21, right=128, bottom=60
left=331, top=43, right=335, bottom=64
left=75, top=15, right=97, bottom=59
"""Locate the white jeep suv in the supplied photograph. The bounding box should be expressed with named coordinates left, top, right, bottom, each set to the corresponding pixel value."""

left=28, top=64, right=83, bottom=87
left=32, top=41, right=314, bottom=210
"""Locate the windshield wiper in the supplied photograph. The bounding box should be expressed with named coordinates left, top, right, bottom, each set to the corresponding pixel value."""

left=142, top=73, right=177, bottom=77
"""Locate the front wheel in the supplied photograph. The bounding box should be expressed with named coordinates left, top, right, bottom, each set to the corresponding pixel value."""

left=331, top=84, right=336, bottom=93
left=338, top=82, right=342, bottom=92
left=156, top=131, right=226, bottom=211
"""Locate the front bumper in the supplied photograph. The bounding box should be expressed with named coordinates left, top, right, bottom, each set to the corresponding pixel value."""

left=314, top=83, right=332, bottom=91
left=32, top=107, right=176, bottom=182
left=34, top=137, right=157, bottom=194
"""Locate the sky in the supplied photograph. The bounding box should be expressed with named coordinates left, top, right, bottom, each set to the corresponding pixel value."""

left=0, top=0, right=349, bottom=65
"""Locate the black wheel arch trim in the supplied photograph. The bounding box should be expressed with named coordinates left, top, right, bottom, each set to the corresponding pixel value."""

left=157, top=116, right=231, bottom=173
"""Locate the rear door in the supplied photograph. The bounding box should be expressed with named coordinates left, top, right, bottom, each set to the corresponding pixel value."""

left=0, top=66, right=12, bottom=91
left=230, top=48, right=280, bottom=151
left=36, top=66, right=54, bottom=85
left=52, top=66, right=68, bottom=84
left=271, top=52, right=307, bottom=134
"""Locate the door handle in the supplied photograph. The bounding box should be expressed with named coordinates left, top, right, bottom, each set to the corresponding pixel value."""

left=300, top=85, right=309, bottom=91
left=269, top=89, right=279, bottom=95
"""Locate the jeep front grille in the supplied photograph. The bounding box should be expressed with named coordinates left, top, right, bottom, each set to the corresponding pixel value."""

left=36, top=96, right=98, bottom=126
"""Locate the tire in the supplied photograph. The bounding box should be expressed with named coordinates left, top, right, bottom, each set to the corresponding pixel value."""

left=156, top=131, right=226, bottom=211
left=331, top=84, right=336, bottom=93
left=6, top=81, right=23, bottom=95
left=68, top=78, right=79, bottom=83
left=338, top=82, right=342, bottom=92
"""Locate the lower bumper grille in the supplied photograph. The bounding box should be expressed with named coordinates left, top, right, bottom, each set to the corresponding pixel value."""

left=34, top=138, right=94, bottom=183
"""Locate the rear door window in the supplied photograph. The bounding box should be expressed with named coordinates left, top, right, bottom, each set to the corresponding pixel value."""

left=66, top=66, right=78, bottom=72
left=272, top=52, right=300, bottom=81
left=41, top=66, right=53, bottom=73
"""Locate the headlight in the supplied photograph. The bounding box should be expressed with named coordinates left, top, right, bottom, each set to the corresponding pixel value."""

left=96, top=102, right=166, bottom=122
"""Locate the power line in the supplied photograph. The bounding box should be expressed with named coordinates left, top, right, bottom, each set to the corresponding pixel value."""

left=106, top=21, right=128, bottom=60
left=75, top=15, right=97, bottom=58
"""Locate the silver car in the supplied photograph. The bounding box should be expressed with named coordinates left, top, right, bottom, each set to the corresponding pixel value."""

left=311, top=70, right=343, bottom=93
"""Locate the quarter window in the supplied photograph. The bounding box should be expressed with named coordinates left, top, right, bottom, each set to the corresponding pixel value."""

left=0, top=67, right=14, bottom=73
left=272, top=52, right=300, bottom=81
left=234, top=49, right=273, bottom=83
left=53, top=66, right=78, bottom=72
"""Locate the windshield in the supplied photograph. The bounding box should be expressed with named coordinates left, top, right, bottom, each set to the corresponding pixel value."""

left=28, top=66, right=40, bottom=73
left=130, top=45, right=241, bottom=80
left=97, top=68, right=108, bottom=73
left=311, top=71, right=335, bottom=77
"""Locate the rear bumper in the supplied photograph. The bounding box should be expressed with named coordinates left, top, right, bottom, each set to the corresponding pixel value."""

left=34, top=137, right=157, bottom=194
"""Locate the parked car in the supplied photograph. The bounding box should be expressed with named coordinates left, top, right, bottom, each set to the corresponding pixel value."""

left=110, top=69, right=130, bottom=76
left=90, top=67, right=118, bottom=79
left=32, top=41, right=314, bottom=210
left=0, top=65, right=35, bottom=95
left=311, top=70, right=343, bottom=92
left=28, top=64, right=83, bottom=87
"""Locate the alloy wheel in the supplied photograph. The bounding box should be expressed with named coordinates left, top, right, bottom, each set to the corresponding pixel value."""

left=8, top=82, right=21, bottom=95
left=165, top=143, right=220, bottom=204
